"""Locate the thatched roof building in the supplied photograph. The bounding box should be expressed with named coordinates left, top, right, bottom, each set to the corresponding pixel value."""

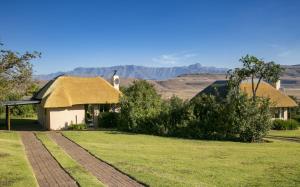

left=34, top=76, right=121, bottom=108
left=34, top=75, right=121, bottom=130
left=195, top=80, right=297, bottom=120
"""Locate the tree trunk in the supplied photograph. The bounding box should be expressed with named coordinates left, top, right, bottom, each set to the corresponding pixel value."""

left=251, top=75, right=256, bottom=100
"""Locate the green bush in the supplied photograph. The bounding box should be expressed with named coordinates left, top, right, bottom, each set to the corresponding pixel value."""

left=119, top=80, right=163, bottom=134
left=67, top=123, right=87, bottom=130
left=157, top=96, right=195, bottom=137
left=98, top=112, right=119, bottom=128
left=272, top=119, right=299, bottom=130
left=189, top=92, right=272, bottom=142
left=117, top=80, right=272, bottom=142
left=11, top=105, right=37, bottom=117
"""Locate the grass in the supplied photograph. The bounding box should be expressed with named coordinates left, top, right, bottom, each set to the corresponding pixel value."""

left=0, top=131, right=37, bottom=187
left=268, top=129, right=300, bottom=138
left=64, top=130, right=300, bottom=187
left=36, top=133, right=103, bottom=187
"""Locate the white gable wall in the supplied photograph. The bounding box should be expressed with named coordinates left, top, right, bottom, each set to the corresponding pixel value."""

left=47, top=105, right=85, bottom=130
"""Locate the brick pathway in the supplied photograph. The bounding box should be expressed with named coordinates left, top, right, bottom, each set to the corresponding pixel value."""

left=20, top=132, right=78, bottom=187
left=49, top=132, right=145, bottom=187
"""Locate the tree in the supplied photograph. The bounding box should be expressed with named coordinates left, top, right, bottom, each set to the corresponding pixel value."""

left=119, top=80, right=163, bottom=133
left=224, top=55, right=276, bottom=142
left=0, top=43, right=41, bottom=101
left=9, top=82, right=40, bottom=117
left=227, top=55, right=283, bottom=100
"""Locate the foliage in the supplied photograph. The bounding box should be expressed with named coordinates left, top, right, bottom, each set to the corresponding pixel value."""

left=5, top=82, right=41, bottom=117
left=222, top=55, right=279, bottom=141
left=119, top=80, right=163, bottom=133
left=119, top=81, right=195, bottom=136
left=157, top=96, right=195, bottom=137
left=289, top=95, right=300, bottom=122
left=229, top=95, right=272, bottom=142
left=227, top=55, right=283, bottom=100
left=98, top=112, right=119, bottom=128
left=118, top=75, right=272, bottom=142
left=67, top=123, right=87, bottom=130
left=190, top=92, right=272, bottom=142
left=117, top=56, right=276, bottom=142
left=0, top=43, right=41, bottom=102
left=190, top=94, right=224, bottom=139
left=272, top=119, right=299, bottom=130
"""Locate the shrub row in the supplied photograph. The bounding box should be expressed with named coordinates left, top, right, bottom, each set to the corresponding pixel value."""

left=272, top=119, right=299, bottom=130
left=115, top=80, right=273, bottom=142
left=67, top=123, right=87, bottom=130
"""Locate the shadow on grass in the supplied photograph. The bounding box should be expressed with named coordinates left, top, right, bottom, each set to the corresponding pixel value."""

left=66, top=128, right=138, bottom=135
left=100, top=129, right=273, bottom=143
left=103, top=130, right=138, bottom=135
left=0, top=118, right=45, bottom=131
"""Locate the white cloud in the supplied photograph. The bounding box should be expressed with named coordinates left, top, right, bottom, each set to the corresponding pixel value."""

left=152, top=52, right=199, bottom=65
left=268, top=43, right=294, bottom=58
left=278, top=50, right=292, bottom=57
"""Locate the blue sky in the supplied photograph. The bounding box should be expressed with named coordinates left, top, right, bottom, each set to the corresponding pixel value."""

left=1, top=0, right=300, bottom=74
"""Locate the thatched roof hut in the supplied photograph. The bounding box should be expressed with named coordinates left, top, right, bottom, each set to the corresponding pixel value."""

left=34, top=75, right=121, bottom=130
left=195, top=80, right=297, bottom=120
left=34, top=76, right=121, bottom=108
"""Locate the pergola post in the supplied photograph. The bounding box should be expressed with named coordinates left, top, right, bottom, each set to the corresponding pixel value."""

left=5, top=105, right=11, bottom=131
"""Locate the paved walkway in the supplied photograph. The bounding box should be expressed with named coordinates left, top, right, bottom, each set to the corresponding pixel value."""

left=49, top=132, right=145, bottom=187
left=20, top=132, right=78, bottom=187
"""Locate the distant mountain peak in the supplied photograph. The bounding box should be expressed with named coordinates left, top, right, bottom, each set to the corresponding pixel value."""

left=188, top=63, right=202, bottom=68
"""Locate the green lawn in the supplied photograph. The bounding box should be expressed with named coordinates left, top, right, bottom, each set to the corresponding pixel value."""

left=268, top=129, right=300, bottom=138
left=36, top=133, right=103, bottom=187
left=0, top=132, right=37, bottom=187
left=64, top=131, right=300, bottom=187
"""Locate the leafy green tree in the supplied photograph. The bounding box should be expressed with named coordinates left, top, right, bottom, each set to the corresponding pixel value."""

left=225, top=55, right=276, bottom=141
left=225, top=91, right=272, bottom=142
left=191, top=94, right=224, bottom=139
left=227, top=55, right=283, bottom=100
left=159, top=96, right=195, bottom=136
left=119, top=80, right=163, bottom=133
left=9, top=82, right=40, bottom=117
left=0, top=43, right=41, bottom=101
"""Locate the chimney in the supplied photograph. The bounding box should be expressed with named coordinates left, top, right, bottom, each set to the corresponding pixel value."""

left=272, top=79, right=281, bottom=90
left=111, top=70, right=120, bottom=90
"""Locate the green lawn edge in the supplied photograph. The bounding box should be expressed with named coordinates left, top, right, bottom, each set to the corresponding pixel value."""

left=63, top=130, right=300, bottom=187
left=268, top=129, right=300, bottom=138
left=0, top=131, right=38, bottom=187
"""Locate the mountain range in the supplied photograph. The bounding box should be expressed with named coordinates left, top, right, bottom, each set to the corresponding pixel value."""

left=35, top=63, right=228, bottom=80
left=35, top=63, right=300, bottom=81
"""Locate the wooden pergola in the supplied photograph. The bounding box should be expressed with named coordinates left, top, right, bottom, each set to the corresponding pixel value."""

left=1, top=100, right=40, bottom=130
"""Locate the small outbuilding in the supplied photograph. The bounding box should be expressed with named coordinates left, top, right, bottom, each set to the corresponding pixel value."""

left=194, top=79, right=298, bottom=120
left=32, top=75, right=121, bottom=130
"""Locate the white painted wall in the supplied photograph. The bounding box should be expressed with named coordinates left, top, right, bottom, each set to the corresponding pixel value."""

left=283, top=108, right=288, bottom=120
left=272, top=107, right=289, bottom=120
left=48, top=105, right=85, bottom=130
left=37, top=104, right=47, bottom=128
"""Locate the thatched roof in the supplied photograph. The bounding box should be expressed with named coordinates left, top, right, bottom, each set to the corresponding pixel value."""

left=34, top=75, right=121, bottom=108
left=196, top=80, right=298, bottom=108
